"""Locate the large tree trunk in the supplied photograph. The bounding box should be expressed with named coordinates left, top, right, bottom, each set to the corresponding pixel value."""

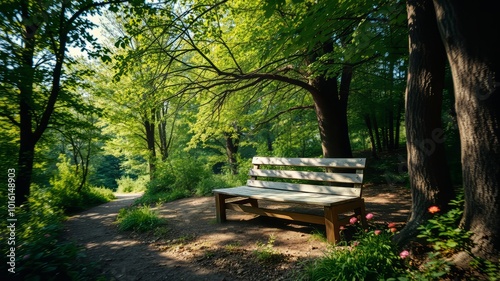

left=433, top=0, right=500, bottom=261
left=310, top=65, right=353, bottom=158
left=394, top=0, right=455, bottom=246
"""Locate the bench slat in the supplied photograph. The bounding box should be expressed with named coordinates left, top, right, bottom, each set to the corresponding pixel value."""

left=246, top=180, right=361, bottom=197
left=213, top=186, right=359, bottom=206
left=252, top=157, right=366, bottom=169
left=248, top=169, right=363, bottom=184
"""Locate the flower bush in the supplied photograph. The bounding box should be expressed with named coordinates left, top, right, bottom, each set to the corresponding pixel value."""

left=300, top=213, right=407, bottom=280
left=299, top=196, right=500, bottom=281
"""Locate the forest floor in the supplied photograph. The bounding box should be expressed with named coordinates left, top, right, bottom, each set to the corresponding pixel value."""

left=63, top=184, right=411, bottom=281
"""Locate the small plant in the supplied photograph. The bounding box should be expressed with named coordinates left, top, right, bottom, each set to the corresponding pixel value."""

left=224, top=242, right=242, bottom=252
left=471, top=257, right=500, bottom=281
left=253, top=234, right=284, bottom=263
left=309, top=229, right=327, bottom=242
left=417, top=195, right=472, bottom=255
left=116, top=205, right=166, bottom=232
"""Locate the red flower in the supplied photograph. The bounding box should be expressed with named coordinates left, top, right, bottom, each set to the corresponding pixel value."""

left=390, top=227, right=398, bottom=233
left=387, top=222, right=397, bottom=228
left=374, top=230, right=382, bottom=235
left=428, top=206, right=440, bottom=214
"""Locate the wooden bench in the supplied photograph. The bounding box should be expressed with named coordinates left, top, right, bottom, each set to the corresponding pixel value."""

left=213, top=157, right=367, bottom=243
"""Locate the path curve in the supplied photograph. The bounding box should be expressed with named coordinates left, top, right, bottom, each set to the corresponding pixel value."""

left=63, top=193, right=227, bottom=281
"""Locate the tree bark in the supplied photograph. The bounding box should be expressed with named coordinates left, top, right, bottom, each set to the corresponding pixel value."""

left=393, top=0, right=455, bottom=246
left=144, top=110, right=157, bottom=180
left=373, top=114, right=382, bottom=152
left=310, top=65, right=353, bottom=158
left=433, top=0, right=500, bottom=261
left=224, top=133, right=239, bottom=175
left=157, top=104, right=169, bottom=161
left=16, top=2, right=38, bottom=206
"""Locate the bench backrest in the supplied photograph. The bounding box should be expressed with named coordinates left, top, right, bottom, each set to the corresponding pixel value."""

left=246, top=157, right=366, bottom=197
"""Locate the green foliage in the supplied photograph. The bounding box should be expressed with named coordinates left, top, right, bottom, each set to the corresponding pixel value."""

left=195, top=173, right=245, bottom=196
left=0, top=188, right=100, bottom=280
left=134, top=189, right=191, bottom=206
left=116, top=205, right=166, bottom=232
left=47, top=155, right=115, bottom=212
left=302, top=231, right=403, bottom=280
left=417, top=195, right=472, bottom=254
left=88, top=154, right=124, bottom=190
left=471, top=258, right=500, bottom=281
left=149, top=157, right=209, bottom=194
left=116, top=175, right=148, bottom=193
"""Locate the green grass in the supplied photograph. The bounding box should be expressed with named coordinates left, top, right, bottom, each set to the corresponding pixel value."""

left=116, top=205, right=166, bottom=232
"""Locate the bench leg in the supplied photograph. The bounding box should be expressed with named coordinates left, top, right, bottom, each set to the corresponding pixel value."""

left=215, top=193, right=227, bottom=223
left=354, top=199, right=368, bottom=229
left=249, top=198, right=259, bottom=208
left=324, top=206, right=341, bottom=244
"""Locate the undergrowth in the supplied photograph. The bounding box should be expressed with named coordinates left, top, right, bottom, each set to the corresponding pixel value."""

left=0, top=188, right=110, bottom=280
left=116, top=205, right=166, bottom=232
left=299, top=196, right=500, bottom=281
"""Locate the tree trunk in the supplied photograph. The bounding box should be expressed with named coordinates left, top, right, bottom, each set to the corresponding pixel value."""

left=433, top=0, right=500, bottom=261
left=393, top=0, right=455, bottom=246
left=224, top=133, right=239, bottom=175
left=17, top=138, right=35, bottom=206
left=157, top=103, right=169, bottom=161
left=310, top=65, right=353, bottom=158
left=144, top=110, right=156, bottom=180
left=388, top=108, right=395, bottom=150
left=364, top=114, right=378, bottom=158
left=373, top=114, right=382, bottom=152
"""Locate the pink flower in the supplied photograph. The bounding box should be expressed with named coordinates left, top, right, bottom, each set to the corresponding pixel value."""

left=339, top=225, right=346, bottom=231
left=390, top=227, right=398, bottom=233
left=349, top=217, right=358, bottom=225
left=428, top=206, right=440, bottom=214
left=400, top=250, right=410, bottom=259
left=387, top=222, right=397, bottom=229
left=374, top=229, right=382, bottom=235
left=365, top=213, right=374, bottom=220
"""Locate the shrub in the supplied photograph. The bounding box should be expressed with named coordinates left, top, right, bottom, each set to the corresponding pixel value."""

left=195, top=173, right=245, bottom=196
left=0, top=188, right=98, bottom=280
left=116, top=205, right=166, bottom=232
left=116, top=175, right=148, bottom=193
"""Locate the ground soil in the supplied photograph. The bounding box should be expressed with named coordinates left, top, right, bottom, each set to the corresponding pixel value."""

left=63, top=184, right=411, bottom=281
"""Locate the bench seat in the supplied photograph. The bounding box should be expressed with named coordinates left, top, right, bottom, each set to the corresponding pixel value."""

left=213, top=186, right=360, bottom=206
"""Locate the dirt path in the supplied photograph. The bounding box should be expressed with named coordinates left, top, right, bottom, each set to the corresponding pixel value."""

left=64, top=185, right=411, bottom=281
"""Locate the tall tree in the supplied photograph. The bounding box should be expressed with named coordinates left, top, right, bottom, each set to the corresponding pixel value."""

left=432, top=0, right=500, bottom=261
left=0, top=0, right=140, bottom=205
left=393, top=0, right=454, bottom=246
left=116, top=0, right=407, bottom=158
